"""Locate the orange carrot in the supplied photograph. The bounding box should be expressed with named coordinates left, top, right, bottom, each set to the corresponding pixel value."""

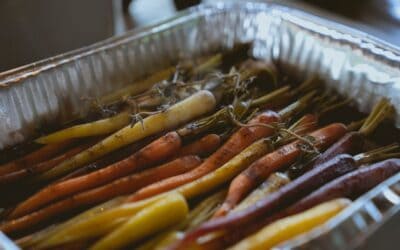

left=214, top=123, right=347, bottom=217
left=0, top=156, right=201, bottom=234
left=176, top=134, right=221, bottom=158
left=8, top=132, right=182, bottom=219
left=55, top=136, right=158, bottom=183
left=0, top=143, right=92, bottom=185
left=0, top=141, right=73, bottom=176
left=128, top=111, right=281, bottom=202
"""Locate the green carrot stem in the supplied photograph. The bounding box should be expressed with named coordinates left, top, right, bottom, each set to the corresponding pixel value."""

left=318, top=98, right=352, bottom=118
left=347, top=118, right=366, bottom=132
left=359, top=98, right=394, bottom=136
left=278, top=91, right=316, bottom=120
left=249, top=86, right=290, bottom=108
left=192, top=54, right=223, bottom=75
left=292, top=76, right=321, bottom=96
left=355, top=143, right=400, bottom=165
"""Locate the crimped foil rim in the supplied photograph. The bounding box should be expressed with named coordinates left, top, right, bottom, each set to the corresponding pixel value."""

left=1, top=1, right=399, bottom=86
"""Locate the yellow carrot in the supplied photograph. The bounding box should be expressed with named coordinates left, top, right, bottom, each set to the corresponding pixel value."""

left=178, top=138, right=273, bottom=199
left=36, top=90, right=216, bottom=181
left=138, top=189, right=226, bottom=250
left=36, top=195, right=166, bottom=249
left=34, top=139, right=270, bottom=248
left=232, top=173, right=290, bottom=213
left=90, top=193, right=188, bottom=250
left=152, top=232, right=183, bottom=250
left=17, top=197, right=126, bottom=249
left=35, top=111, right=131, bottom=144
left=229, top=198, right=350, bottom=250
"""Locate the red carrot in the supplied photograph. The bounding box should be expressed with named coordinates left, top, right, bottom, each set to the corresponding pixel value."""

left=8, top=132, right=182, bottom=219
left=0, top=141, right=73, bottom=176
left=176, top=134, right=221, bottom=158
left=128, top=111, right=281, bottom=202
left=0, top=143, right=92, bottom=185
left=55, top=136, right=158, bottom=183
left=214, top=123, right=347, bottom=217
left=0, top=156, right=201, bottom=234
left=312, top=132, right=364, bottom=166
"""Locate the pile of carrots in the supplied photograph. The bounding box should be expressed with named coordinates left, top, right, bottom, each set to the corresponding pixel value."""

left=0, top=44, right=399, bottom=250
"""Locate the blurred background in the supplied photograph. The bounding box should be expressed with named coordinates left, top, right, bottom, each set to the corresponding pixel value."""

left=0, top=0, right=399, bottom=72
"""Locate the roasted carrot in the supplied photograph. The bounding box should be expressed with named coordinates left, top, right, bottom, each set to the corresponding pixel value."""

left=214, top=123, right=347, bottom=217
left=16, top=197, right=126, bottom=249
left=8, top=132, right=182, bottom=219
left=176, top=154, right=356, bottom=246
left=0, top=141, right=73, bottom=176
left=33, top=138, right=272, bottom=248
left=228, top=199, right=350, bottom=250
left=198, top=147, right=400, bottom=249
left=128, top=92, right=317, bottom=202
left=35, top=111, right=131, bottom=144
left=289, top=98, right=394, bottom=177
left=290, top=158, right=400, bottom=213
left=138, top=189, right=227, bottom=250
left=56, top=136, right=158, bottom=183
left=128, top=110, right=281, bottom=201
left=177, top=144, right=399, bottom=245
left=12, top=119, right=277, bottom=246
left=37, top=197, right=168, bottom=248
left=195, top=174, right=290, bottom=249
left=233, top=173, right=290, bottom=213
left=21, top=94, right=313, bottom=247
left=210, top=114, right=317, bottom=218
left=35, top=90, right=216, bottom=181
left=0, top=142, right=92, bottom=185
left=89, top=193, right=189, bottom=250
left=227, top=160, right=392, bottom=247
left=176, top=134, right=221, bottom=158
left=0, top=156, right=200, bottom=234
left=73, top=155, right=198, bottom=205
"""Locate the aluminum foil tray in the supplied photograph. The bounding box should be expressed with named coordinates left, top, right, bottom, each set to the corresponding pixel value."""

left=276, top=171, right=400, bottom=250
left=0, top=1, right=399, bottom=249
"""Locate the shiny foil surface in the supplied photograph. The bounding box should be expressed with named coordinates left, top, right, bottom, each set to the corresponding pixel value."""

left=0, top=2, right=399, bottom=249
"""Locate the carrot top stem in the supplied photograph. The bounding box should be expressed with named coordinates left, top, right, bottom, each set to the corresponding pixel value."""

left=318, top=97, right=351, bottom=118
left=292, top=76, right=321, bottom=95
left=278, top=90, right=316, bottom=120
left=192, top=54, right=222, bottom=75
left=359, top=98, right=394, bottom=136
left=347, top=118, right=366, bottom=132
left=354, top=143, right=400, bottom=165
left=176, top=106, right=236, bottom=138
left=249, top=86, right=290, bottom=108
